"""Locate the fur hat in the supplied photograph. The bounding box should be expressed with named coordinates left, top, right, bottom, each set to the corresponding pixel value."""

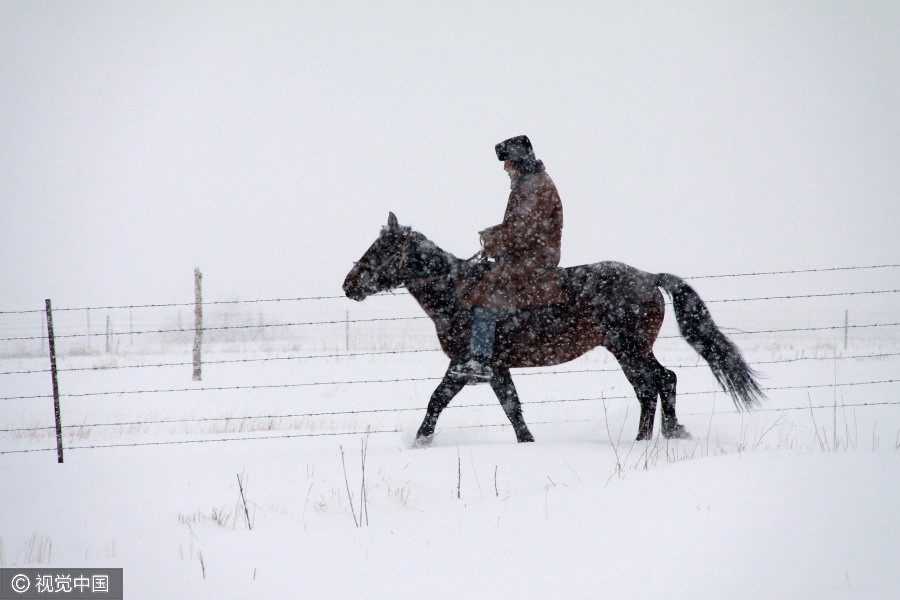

left=495, top=135, right=543, bottom=174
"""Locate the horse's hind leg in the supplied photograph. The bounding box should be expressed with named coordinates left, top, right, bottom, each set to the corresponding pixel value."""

left=653, top=356, right=690, bottom=439
left=610, top=346, right=662, bottom=441
left=490, top=368, right=535, bottom=443
left=414, top=368, right=467, bottom=446
left=611, top=343, right=691, bottom=441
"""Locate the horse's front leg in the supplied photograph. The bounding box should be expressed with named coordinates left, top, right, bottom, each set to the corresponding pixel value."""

left=414, top=367, right=467, bottom=447
left=490, top=368, right=535, bottom=443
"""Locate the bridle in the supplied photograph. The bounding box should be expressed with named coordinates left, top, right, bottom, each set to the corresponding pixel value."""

left=352, top=230, right=459, bottom=292
left=352, top=231, right=413, bottom=281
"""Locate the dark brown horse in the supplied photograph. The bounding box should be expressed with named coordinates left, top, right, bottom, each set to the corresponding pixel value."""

left=343, top=213, right=764, bottom=445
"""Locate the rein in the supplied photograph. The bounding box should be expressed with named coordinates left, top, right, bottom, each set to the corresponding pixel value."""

left=403, top=249, right=487, bottom=289
left=354, top=230, right=476, bottom=291
left=404, top=272, right=451, bottom=288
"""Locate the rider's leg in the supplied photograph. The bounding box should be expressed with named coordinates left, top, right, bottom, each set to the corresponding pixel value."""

left=471, top=306, right=498, bottom=363
left=450, top=307, right=498, bottom=383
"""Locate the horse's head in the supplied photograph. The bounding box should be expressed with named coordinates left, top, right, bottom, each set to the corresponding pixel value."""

left=343, top=212, right=413, bottom=301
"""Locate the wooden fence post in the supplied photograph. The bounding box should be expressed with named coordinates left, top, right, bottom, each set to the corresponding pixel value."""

left=193, top=268, right=203, bottom=381
left=85, top=308, right=91, bottom=354
left=45, top=299, right=64, bottom=464
left=844, top=310, right=848, bottom=350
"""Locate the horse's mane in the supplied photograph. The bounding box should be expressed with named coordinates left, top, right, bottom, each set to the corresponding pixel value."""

left=397, top=227, right=462, bottom=266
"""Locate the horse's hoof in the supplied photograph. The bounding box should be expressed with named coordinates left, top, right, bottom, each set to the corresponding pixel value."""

left=663, top=424, right=692, bottom=440
left=516, top=431, right=535, bottom=443
left=413, top=434, right=434, bottom=448
left=635, top=431, right=653, bottom=442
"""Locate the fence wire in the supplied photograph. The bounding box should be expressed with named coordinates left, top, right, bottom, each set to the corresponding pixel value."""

left=4, top=348, right=899, bottom=379
left=3, top=379, right=898, bottom=437
left=2, top=288, right=897, bottom=344
left=0, top=262, right=897, bottom=316
left=2, top=318, right=898, bottom=362
left=3, top=351, right=899, bottom=401
left=2, top=392, right=899, bottom=456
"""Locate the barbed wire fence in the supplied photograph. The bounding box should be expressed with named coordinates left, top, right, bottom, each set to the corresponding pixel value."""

left=1, top=263, right=898, bottom=457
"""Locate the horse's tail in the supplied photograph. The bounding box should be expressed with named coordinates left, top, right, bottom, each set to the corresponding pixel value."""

left=655, top=273, right=765, bottom=410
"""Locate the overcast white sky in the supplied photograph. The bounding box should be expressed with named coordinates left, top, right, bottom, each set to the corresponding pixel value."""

left=1, top=1, right=897, bottom=311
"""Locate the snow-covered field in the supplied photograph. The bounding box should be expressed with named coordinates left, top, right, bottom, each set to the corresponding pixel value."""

left=2, top=272, right=899, bottom=599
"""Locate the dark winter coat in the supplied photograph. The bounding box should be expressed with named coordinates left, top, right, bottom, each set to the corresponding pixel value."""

left=461, top=169, right=566, bottom=309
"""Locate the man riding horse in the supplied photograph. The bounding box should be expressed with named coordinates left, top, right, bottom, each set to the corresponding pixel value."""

left=451, top=135, right=567, bottom=384
left=343, top=138, right=763, bottom=442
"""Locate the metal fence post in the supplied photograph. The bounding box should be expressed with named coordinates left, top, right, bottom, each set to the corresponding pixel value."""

left=45, top=299, right=64, bottom=464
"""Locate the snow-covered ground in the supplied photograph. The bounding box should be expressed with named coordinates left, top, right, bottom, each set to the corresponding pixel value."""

left=2, top=275, right=899, bottom=599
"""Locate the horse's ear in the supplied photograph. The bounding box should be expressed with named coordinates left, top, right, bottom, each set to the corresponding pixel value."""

left=387, top=212, right=399, bottom=231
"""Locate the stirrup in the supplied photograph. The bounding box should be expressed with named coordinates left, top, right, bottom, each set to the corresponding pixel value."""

left=449, top=359, right=493, bottom=384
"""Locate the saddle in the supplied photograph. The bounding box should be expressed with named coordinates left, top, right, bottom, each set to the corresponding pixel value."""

left=453, top=257, right=575, bottom=338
